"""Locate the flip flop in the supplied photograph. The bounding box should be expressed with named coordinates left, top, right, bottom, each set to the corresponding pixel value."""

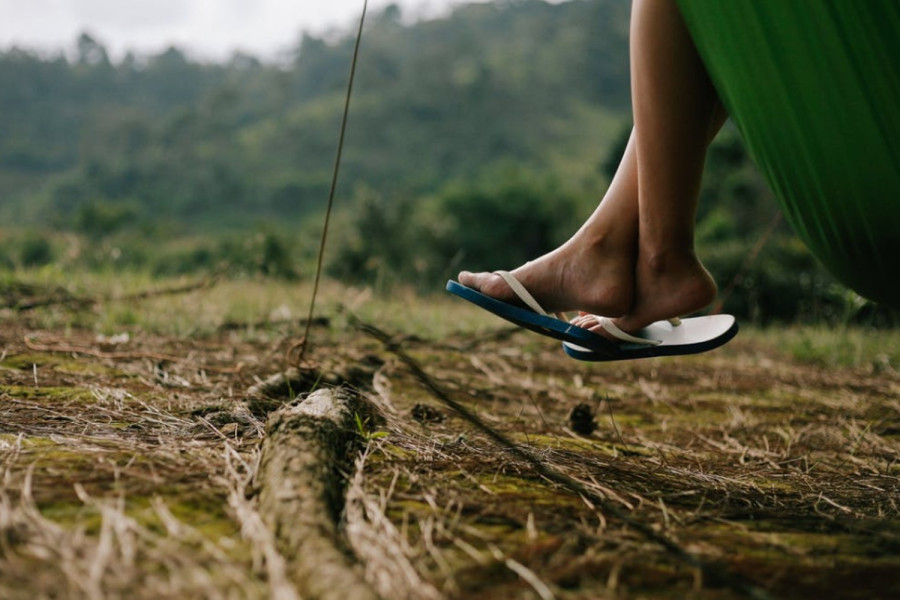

left=562, top=314, right=739, bottom=362
left=446, top=273, right=738, bottom=361
left=446, top=273, right=621, bottom=351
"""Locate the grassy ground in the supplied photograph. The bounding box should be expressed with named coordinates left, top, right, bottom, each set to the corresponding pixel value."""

left=1, top=272, right=898, bottom=599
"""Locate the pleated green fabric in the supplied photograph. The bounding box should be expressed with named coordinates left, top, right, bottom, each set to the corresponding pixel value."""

left=677, top=0, right=900, bottom=308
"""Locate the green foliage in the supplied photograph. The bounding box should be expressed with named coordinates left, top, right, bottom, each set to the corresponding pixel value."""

left=0, top=0, right=890, bottom=323
left=435, top=168, right=583, bottom=273
left=75, top=199, right=139, bottom=237
left=259, top=232, right=300, bottom=280
left=19, top=233, right=55, bottom=268
left=143, top=230, right=304, bottom=280
left=330, top=169, right=584, bottom=291
left=0, top=0, right=631, bottom=232
left=354, top=412, right=389, bottom=442
left=693, top=126, right=854, bottom=323
left=0, top=229, right=58, bottom=269
left=328, top=187, right=441, bottom=289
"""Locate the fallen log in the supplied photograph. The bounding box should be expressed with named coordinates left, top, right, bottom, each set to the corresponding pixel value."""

left=257, top=386, right=381, bottom=600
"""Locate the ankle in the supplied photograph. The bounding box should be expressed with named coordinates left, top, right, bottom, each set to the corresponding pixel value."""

left=642, top=247, right=699, bottom=276
left=570, top=227, right=633, bottom=264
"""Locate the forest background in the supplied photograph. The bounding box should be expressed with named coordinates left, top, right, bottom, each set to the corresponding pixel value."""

left=0, top=0, right=889, bottom=324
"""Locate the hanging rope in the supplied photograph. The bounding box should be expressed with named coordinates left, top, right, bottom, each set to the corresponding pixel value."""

left=291, top=0, right=369, bottom=367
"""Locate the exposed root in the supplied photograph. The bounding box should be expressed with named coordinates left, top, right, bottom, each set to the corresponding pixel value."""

left=255, top=387, right=380, bottom=600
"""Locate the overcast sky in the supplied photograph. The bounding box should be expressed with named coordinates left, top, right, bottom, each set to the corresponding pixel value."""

left=0, top=0, right=493, bottom=62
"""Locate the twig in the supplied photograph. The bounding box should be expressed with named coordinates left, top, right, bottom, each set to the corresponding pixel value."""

left=112, top=272, right=221, bottom=302
left=11, top=272, right=220, bottom=313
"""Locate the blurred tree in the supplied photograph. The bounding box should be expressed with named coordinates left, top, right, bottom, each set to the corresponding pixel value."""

left=19, top=233, right=54, bottom=267
left=0, top=0, right=869, bottom=322
left=76, top=33, right=109, bottom=66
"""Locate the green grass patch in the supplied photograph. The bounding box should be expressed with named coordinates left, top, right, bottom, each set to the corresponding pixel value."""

left=740, top=325, right=900, bottom=371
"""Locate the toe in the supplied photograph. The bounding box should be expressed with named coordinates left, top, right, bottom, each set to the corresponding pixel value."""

left=458, top=270, right=489, bottom=289
left=570, top=314, right=600, bottom=329
left=460, top=270, right=507, bottom=293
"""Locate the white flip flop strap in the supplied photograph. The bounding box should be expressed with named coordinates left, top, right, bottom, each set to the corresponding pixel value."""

left=597, top=317, right=662, bottom=346
left=495, top=271, right=671, bottom=333
left=494, top=270, right=549, bottom=316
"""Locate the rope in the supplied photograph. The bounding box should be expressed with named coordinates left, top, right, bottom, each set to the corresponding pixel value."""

left=293, top=0, right=369, bottom=367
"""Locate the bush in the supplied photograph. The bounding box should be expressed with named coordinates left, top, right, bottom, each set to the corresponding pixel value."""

left=436, top=170, right=582, bottom=274
left=329, top=169, right=586, bottom=291
left=75, top=199, right=139, bottom=237
left=19, top=233, right=55, bottom=267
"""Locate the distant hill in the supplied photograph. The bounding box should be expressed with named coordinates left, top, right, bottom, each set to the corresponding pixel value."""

left=0, top=0, right=879, bottom=322
left=0, top=0, right=632, bottom=232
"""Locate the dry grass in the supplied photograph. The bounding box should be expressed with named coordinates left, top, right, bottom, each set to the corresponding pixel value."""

left=0, top=402, right=272, bottom=599
left=1, top=274, right=899, bottom=599
left=341, top=329, right=900, bottom=599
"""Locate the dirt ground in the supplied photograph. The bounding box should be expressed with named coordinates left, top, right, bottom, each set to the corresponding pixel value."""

left=1, top=284, right=899, bottom=600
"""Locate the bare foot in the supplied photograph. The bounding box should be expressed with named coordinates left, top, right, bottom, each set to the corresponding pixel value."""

left=457, top=233, right=635, bottom=317
left=605, top=249, right=717, bottom=333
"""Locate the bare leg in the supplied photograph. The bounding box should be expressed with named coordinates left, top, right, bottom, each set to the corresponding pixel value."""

left=611, top=0, right=726, bottom=332
left=459, top=0, right=726, bottom=326
left=458, top=132, right=641, bottom=317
